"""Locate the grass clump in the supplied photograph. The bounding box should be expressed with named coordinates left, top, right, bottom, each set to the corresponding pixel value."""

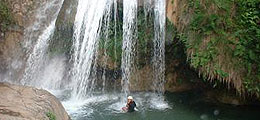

left=46, top=111, right=56, bottom=120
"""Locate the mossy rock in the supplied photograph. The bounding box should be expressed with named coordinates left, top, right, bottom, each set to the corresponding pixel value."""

left=0, top=1, right=13, bottom=32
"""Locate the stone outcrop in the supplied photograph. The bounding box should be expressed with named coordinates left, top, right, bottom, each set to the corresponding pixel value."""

left=166, top=0, right=191, bottom=31
left=126, top=41, right=203, bottom=92
left=0, top=0, right=37, bottom=81
left=56, top=0, right=77, bottom=27
left=0, top=82, right=70, bottom=120
left=0, top=30, right=24, bottom=82
left=49, top=0, right=78, bottom=56
left=2, top=0, right=36, bottom=27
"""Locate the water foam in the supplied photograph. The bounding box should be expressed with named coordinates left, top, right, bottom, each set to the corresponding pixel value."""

left=63, top=92, right=171, bottom=118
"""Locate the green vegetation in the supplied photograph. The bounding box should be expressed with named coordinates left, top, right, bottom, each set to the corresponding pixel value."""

left=98, top=5, right=177, bottom=69
left=46, top=111, right=56, bottom=120
left=98, top=7, right=123, bottom=64
left=98, top=4, right=156, bottom=67
left=0, top=1, right=13, bottom=32
left=49, top=26, right=73, bottom=56
left=235, top=0, right=260, bottom=95
left=175, top=0, right=260, bottom=96
left=187, top=0, right=235, bottom=78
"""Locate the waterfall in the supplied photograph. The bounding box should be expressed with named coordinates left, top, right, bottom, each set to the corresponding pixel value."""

left=21, top=21, right=55, bottom=86
left=21, top=0, right=64, bottom=88
left=121, top=0, right=138, bottom=95
left=71, top=0, right=113, bottom=99
left=19, top=0, right=166, bottom=97
left=101, top=0, right=113, bottom=92
left=113, top=0, right=118, bottom=66
left=17, top=0, right=167, bottom=107
left=112, top=0, right=118, bottom=91
left=23, top=0, right=65, bottom=50
left=15, top=0, right=170, bottom=117
left=121, top=0, right=166, bottom=94
left=144, top=0, right=153, bottom=20
left=152, top=0, right=166, bottom=93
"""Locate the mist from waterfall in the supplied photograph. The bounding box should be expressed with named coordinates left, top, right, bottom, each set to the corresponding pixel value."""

left=21, top=20, right=55, bottom=86
left=21, top=0, right=64, bottom=89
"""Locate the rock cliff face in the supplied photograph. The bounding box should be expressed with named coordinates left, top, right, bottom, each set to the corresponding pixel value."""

left=0, top=0, right=37, bottom=81
left=126, top=39, right=203, bottom=92
left=166, top=0, right=190, bottom=30
left=2, top=0, right=36, bottom=27
left=0, top=0, right=63, bottom=82
left=0, top=82, right=70, bottom=120
left=0, top=0, right=32, bottom=82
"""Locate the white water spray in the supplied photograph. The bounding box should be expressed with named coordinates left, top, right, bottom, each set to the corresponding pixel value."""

left=121, top=0, right=138, bottom=95
left=71, top=0, right=113, bottom=99
left=23, top=0, right=64, bottom=50
left=152, top=0, right=166, bottom=93
left=101, top=1, right=114, bottom=92
left=21, top=0, right=64, bottom=89
left=21, top=20, right=56, bottom=86
left=144, top=0, right=153, bottom=20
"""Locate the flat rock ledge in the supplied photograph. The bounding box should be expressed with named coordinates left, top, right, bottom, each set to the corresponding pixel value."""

left=0, top=82, right=70, bottom=120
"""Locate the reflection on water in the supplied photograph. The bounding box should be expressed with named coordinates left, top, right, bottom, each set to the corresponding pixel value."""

left=57, top=91, right=260, bottom=120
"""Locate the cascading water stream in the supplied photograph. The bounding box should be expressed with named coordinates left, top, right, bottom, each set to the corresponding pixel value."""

left=101, top=1, right=113, bottom=92
left=17, top=0, right=169, bottom=117
left=144, top=0, right=153, bottom=20
left=113, top=0, right=118, bottom=66
left=20, top=0, right=167, bottom=105
left=152, top=0, right=166, bottom=93
left=21, top=0, right=64, bottom=89
left=112, top=0, right=118, bottom=91
left=71, top=0, right=113, bottom=100
left=23, top=0, right=64, bottom=50
left=21, top=21, right=55, bottom=86
left=121, top=0, right=138, bottom=96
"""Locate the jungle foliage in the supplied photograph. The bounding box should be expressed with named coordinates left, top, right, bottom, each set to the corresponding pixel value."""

left=235, top=0, right=260, bottom=95
left=177, top=0, right=260, bottom=96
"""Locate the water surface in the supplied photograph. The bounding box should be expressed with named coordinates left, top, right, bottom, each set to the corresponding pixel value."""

left=58, top=91, right=260, bottom=120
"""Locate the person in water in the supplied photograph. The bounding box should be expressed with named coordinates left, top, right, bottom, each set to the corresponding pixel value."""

left=122, top=96, right=136, bottom=112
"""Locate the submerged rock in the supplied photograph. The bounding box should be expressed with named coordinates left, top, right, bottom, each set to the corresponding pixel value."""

left=0, top=82, right=70, bottom=120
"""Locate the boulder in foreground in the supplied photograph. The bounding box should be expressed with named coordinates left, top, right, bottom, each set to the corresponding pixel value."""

left=0, top=82, right=70, bottom=120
